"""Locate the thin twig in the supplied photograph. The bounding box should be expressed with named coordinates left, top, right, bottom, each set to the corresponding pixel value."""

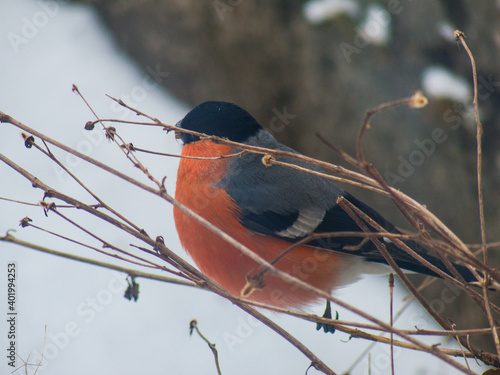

left=0, top=197, right=43, bottom=207
left=130, top=145, right=246, bottom=160
left=76, top=87, right=165, bottom=192
left=455, top=29, right=500, bottom=359
left=0, top=233, right=196, bottom=288
left=31, top=136, right=144, bottom=233
left=189, top=320, right=222, bottom=375
left=389, top=273, right=395, bottom=375
left=33, top=325, right=47, bottom=375
left=106, top=94, right=162, bottom=124
left=453, top=32, right=487, bottom=264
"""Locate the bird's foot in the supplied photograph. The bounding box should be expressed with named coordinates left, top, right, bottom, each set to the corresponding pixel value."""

left=316, top=300, right=338, bottom=334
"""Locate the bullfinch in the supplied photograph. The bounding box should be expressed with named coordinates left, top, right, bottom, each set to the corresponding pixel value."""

left=173, top=101, right=475, bottom=312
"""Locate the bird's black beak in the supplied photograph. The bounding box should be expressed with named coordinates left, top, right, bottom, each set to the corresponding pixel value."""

left=174, top=119, right=183, bottom=140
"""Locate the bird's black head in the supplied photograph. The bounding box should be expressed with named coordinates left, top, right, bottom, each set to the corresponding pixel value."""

left=176, top=101, right=263, bottom=144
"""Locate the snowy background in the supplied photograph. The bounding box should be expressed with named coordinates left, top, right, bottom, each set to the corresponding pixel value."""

left=0, top=1, right=483, bottom=374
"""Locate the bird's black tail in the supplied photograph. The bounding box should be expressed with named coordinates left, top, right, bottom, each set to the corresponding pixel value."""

left=368, top=239, right=477, bottom=283
left=308, top=192, right=477, bottom=283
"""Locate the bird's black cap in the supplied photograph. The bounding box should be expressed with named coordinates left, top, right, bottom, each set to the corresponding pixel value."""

left=176, top=101, right=263, bottom=144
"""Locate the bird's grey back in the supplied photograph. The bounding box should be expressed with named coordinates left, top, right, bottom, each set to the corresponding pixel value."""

left=218, top=129, right=345, bottom=216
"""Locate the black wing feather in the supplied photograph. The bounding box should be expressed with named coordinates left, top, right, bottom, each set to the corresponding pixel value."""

left=241, top=211, right=299, bottom=236
left=239, top=192, right=476, bottom=282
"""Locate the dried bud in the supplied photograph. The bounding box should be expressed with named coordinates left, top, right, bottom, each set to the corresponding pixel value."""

left=262, top=155, right=274, bottom=167
left=124, top=276, right=139, bottom=302
left=408, top=91, right=428, bottom=109
left=19, top=217, right=32, bottom=227
left=155, top=236, right=165, bottom=245
left=22, top=133, right=35, bottom=148
left=453, top=30, right=465, bottom=42
left=105, top=127, right=116, bottom=141
left=241, top=273, right=266, bottom=297
left=189, top=320, right=197, bottom=335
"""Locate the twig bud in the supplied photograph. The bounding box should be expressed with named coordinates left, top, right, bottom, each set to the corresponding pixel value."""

left=408, top=91, right=428, bottom=109
left=262, top=155, right=275, bottom=167
left=19, top=217, right=32, bottom=228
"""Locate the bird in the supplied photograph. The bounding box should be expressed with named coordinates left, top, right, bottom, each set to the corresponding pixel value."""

left=173, top=101, right=476, bottom=319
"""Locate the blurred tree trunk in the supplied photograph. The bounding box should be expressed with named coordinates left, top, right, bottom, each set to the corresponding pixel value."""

left=76, top=0, right=500, bottom=350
